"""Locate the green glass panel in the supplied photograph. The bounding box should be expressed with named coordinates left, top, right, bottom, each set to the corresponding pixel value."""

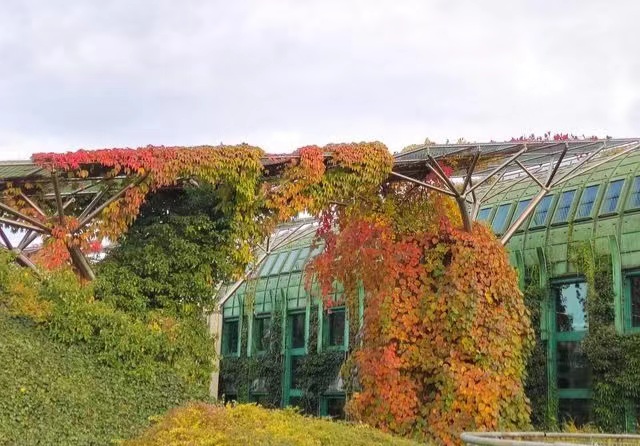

left=281, top=249, right=300, bottom=273
left=553, top=190, right=576, bottom=224
left=259, top=254, right=279, bottom=277
left=477, top=207, right=492, bottom=222
left=491, top=203, right=512, bottom=233
left=510, top=199, right=531, bottom=228
left=576, top=184, right=600, bottom=218
left=628, top=176, right=640, bottom=209
left=600, top=179, right=625, bottom=214
left=531, top=195, right=554, bottom=227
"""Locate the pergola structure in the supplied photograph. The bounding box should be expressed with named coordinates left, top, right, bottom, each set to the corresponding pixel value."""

left=0, top=138, right=637, bottom=278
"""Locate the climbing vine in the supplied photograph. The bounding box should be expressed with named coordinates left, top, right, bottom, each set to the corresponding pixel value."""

left=307, top=186, right=533, bottom=445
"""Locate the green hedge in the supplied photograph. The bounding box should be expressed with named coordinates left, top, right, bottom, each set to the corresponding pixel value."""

left=0, top=314, right=204, bottom=445
left=125, top=403, right=426, bottom=445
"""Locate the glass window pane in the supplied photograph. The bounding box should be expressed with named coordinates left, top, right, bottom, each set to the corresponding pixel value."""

left=222, top=320, right=239, bottom=355
left=600, top=179, right=624, bottom=214
left=553, top=190, right=576, bottom=224
left=629, top=176, right=640, bottom=209
left=558, top=398, right=592, bottom=427
left=326, top=397, right=346, bottom=419
left=557, top=341, right=591, bottom=389
left=532, top=195, right=554, bottom=227
left=253, top=316, right=271, bottom=352
left=630, top=276, right=640, bottom=328
left=328, top=310, right=345, bottom=347
left=293, top=247, right=311, bottom=271
left=510, top=199, right=532, bottom=228
left=270, top=252, right=290, bottom=275
left=290, top=356, right=303, bottom=390
left=477, top=207, right=492, bottom=222
left=282, top=249, right=300, bottom=273
left=259, top=254, right=278, bottom=277
left=491, top=204, right=512, bottom=233
left=555, top=282, right=588, bottom=332
left=289, top=313, right=306, bottom=349
left=576, top=185, right=600, bottom=218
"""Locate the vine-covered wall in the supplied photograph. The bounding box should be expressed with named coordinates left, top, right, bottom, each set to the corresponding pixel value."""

left=218, top=303, right=345, bottom=416
left=524, top=242, right=640, bottom=432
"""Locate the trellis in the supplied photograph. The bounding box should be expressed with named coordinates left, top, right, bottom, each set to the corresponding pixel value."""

left=0, top=138, right=637, bottom=279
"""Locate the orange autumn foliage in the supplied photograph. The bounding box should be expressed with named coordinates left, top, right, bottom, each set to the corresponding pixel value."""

left=307, top=191, right=533, bottom=445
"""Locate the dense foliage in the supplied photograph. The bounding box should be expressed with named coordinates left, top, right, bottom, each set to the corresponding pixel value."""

left=0, top=250, right=213, bottom=388
left=307, top=188, right=533, bottom=444
left=219, top=304, right=344, bottom=414
left=125, top=403, right=424, bottom=446
left=96, top=185, right=245, bottom=314
left=571, top=244, right=640, bottom=432
left=0, top=313, right=203, bottom=445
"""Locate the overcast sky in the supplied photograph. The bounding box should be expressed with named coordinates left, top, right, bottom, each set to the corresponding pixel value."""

left=1, top=0, right=639, bottom=160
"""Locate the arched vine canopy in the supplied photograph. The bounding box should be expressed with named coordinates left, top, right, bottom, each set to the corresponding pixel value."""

left=0, top=137, right=636, bottom=444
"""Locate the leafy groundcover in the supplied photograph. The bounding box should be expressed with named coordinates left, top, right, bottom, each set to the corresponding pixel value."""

left=125, top=403, right=426, bottom=446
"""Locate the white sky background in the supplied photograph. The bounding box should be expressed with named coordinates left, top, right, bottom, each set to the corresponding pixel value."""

left=1, top=0, right=640, bottom=160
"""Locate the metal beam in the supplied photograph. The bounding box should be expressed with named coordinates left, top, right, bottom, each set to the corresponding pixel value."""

left=0, top=201, right=51, bottom=233
left=465, top=146, right=529, bottom=195
left=0, top=216, right=48, bottom=233
left=51, top=171, right=66, bottom=225
left=76, top=174, right=148, bottom=230
left=79, top=186, right=110, bottom=220
left=500, top=188, right=548, bottom=245
left=19, top=192, right=46, bottom=217
left=389, top=171, right=457, bottom=197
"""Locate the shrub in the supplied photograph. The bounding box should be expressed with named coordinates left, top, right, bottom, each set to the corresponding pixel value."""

left=0, top=314, right=203, bottom=445
left=125, top=403, right=426, bottom=446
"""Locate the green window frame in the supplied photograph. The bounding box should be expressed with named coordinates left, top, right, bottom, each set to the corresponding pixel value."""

left=320, top=395, right=346, bottom=419
left=491, top=203, right=513, bottom=234
left=624, top=271, right=640, bottom=333
left=549, top=279, right=592, bottom=425
left=476, top=207, right=493, bottom=222
left=222, top=318, right=240, bottom=357
left=575, top=184, right=600, bottom=219
left=531, top=195, right=555, bottom=228
left=627, top=176, right=640, bottom=210
left=323, top=307, right=347, bottom=351
left=600, top=179, right=625, bottom=215
left=252, top=314, right=272, bottom=354
left=552, top=189, right=577, bottom=224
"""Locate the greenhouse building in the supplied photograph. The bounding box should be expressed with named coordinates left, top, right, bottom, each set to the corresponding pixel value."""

left=211, top=141, right=640, bottom=429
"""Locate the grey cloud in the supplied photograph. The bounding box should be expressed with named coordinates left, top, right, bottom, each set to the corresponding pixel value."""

left=1, top=0, right=640, bottom=160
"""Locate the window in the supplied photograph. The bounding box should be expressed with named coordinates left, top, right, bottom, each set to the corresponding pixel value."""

left=557, top=341, right=591, bottom=389
left=477, top=207, right=492, bottom=222
left=253, top=316, right=271, bottom=353
left=290, top=356, right=303, bottom=390
left=491, top=204, right=512, bottom=234
left=553, top=190, right=576, bottom=224
left=558, top=399, right=592, bottom=427
left=222, top=319, right=239, bottom=356
left=625, top=274, right=640, bottom=331
left=323, top=397, right=346, bottom=419
left=554, top=281, right=588, bottom=332
left=325, top=309, right=346, bottom=349
left=576, top=185, right=600, bottom=219
left=531, top=195, right=554, bottom=227
left=629, top=176, right=640, bottom=209
left=289, top=313, right=306, bottom=349
left=600, top=179, right=625, bottom=214
left=509, top=199, right=532, bottom=230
